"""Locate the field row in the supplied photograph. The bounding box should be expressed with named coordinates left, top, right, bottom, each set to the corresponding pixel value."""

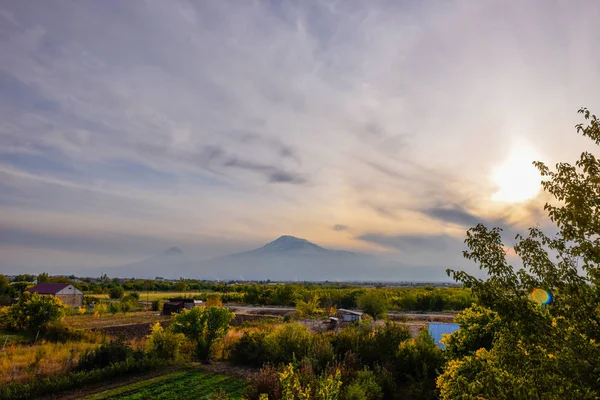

left=82, top=370, right=245, bottom=400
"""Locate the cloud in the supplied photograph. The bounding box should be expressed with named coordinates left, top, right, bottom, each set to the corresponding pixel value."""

left=332, top=224, right=349, bottom=231
left=423, top=205, right=483, bottom=227
left=358, top=233, right=462, bottom=252
left=0, top=1, right=599, bottom=276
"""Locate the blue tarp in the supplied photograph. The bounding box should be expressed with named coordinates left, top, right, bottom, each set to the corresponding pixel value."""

left=428, top=322, right=460, bottom=349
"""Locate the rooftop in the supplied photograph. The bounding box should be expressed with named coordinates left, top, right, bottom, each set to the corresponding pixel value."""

left=27, top=283, right=70, bottom=295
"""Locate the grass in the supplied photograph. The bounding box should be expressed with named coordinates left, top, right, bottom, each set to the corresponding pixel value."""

left=88, top=292, right=206, bottom=301
left=65, top=312, right=169, bottom=330
left=81, top=369, right=246, bottom=399
left=0, top=331, right=31, bottom=346
left=0, top=340, right=101, bottom=383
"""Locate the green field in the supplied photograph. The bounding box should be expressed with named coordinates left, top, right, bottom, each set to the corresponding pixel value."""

left=82, top=370, right=245, bottom=400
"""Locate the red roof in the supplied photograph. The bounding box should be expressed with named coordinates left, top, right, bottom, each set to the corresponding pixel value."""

left=27, top=283, right=70, bottom=295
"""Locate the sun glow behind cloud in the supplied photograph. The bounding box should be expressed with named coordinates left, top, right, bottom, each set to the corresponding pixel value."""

left=491, top=142, right=542, bottom=203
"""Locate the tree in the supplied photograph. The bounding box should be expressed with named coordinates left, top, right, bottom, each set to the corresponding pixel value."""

left=146, top=322, right=184, bottom=360
left=205, top=294, right=223, bottom=307
left=6, top=292, right=65, bottom=333
left=439, top=108, right=600, bottom=399
left=175, top=280, right=189, bottom=293
left=109, top=286, right=125, bottom=299
left=357, top=291, right=388, bottom=320
left=0, top=274, right=9, bottom=294
left=37, top=272, right=50, bottom=283
left=171, top=306, right=235, bottom=361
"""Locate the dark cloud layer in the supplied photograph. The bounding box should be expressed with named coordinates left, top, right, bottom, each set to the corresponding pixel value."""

left=358, top=233, right=463, bottom=252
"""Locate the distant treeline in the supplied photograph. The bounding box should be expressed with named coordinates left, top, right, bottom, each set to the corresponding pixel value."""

left=3, top=274, right=473, bottom=312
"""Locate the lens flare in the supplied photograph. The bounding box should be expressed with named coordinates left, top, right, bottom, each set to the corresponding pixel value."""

left=530, top=288, right=552, bottom=305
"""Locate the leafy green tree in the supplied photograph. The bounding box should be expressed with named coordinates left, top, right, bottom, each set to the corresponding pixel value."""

left=439, top=108, right=600, bottom=399
left=6, top=292, right=65, bottom=333
left=109, top=286, right=124, bottom=299
left=171, top=306, right=235, bottom=361
left=13, top=274, right=35, bottom=282
left=357, top=291, right=388, bottom=320
left=0, top=274, right=9, bottom=294
left=146, top=322, right=184, bottom=360
left=442, top=304, right=500, bottom=359
left=37, top=272, right=50, bottom=283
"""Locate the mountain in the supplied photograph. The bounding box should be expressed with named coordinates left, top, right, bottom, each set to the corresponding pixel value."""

left=101, top=236, right=455, bottom=282
left=235, top=235, right=355, bottom=257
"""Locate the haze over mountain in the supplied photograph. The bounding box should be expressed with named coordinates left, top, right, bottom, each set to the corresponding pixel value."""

left=101, top=236, right=456, bottom=282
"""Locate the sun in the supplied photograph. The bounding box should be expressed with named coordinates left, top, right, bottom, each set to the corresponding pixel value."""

left=491, top=143, right=542, bottom=203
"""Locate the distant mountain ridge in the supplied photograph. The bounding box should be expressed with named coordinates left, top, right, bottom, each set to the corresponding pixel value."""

left=233, top=235, right=355, bottom=257
left=101, top=235, right=453, bottom=282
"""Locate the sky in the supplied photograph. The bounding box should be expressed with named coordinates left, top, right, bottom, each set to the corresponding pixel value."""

left=1, top=1, right=600, bottom=278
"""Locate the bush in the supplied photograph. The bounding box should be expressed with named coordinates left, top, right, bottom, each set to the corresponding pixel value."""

left=77, top=337, right=142, bottom=371
left=5, top=292, right=65, bottom=333
left=206, top=294, right=223, bottom=307
left=310, top=333, right=335, bottom=373
left=108, top=302, right=121, bottom=315
left=230, top=330, right=276, bottom=367
left=171, top=306, right=235, bottom=361
left=357, top=291, right=388, bottom=320
left=351, top=369, right=383, bottom=400
left=395, top=330, right=444, bottom=400
left=129, top=292, right=140, bottom=300
left=246, top=365, right=281, bottom=400
left=146, top=322, right=184, bottom=360
left=109, top=286, right=124, bottom=300
left=151, top=299, right=163, bottom=312
left=275, top=323, right=313, bottom=363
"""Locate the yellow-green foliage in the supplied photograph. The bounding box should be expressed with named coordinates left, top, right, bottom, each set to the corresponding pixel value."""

left=296, top=294, right=322, bottom=318
left=146, top=322, right=184, bottom=360
left=279, top=363, right=342, bottom=400
left=0, top=340, right=100, bottom=383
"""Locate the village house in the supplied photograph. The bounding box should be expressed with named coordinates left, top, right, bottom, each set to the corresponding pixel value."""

left=27, top=283, right=84, bottom=307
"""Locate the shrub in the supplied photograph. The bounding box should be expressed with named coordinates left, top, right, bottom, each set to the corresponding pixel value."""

left=357, top=291, right=388, bottom=320
left=362, top=322, right=411, bottom=366
left=171, top=306, right=235, bottom=361
left=310, top=333, right=335, bottom=373
left=109, top=286, right=124, bottom=300
left=77, top=337, right=141, bottom=371
left=108, top=302, right=121, bottom=315
left=395, top=330, right=444, bottom=400
left=129, top=292, right=140, bottom=300
left=206, top=294, right=223, bottom=307
left=275, top=323, right=313, bottom=363
left=349, top=369, right=383, bottom=400
left=151, top=299, right=163, bottom=312
left=246, top=365, right=281, bottom=400
left=5, top=292, right=65, bottom=333
left=120, top=295, right=139, bottom=313
left=230, top=330, right=276, bottom=367
left=146, top=322, right=184, bottom=360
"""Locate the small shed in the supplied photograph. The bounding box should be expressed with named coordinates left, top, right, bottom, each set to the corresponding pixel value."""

left=337, top=308, right=363, bottom=322
left=162, top=301, right=185, bottom=315
left=163, top=299, right=204, bottom=315
left=27, top=283, right=83, bottom=307
left=428, top=322, right=460, bottom=349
